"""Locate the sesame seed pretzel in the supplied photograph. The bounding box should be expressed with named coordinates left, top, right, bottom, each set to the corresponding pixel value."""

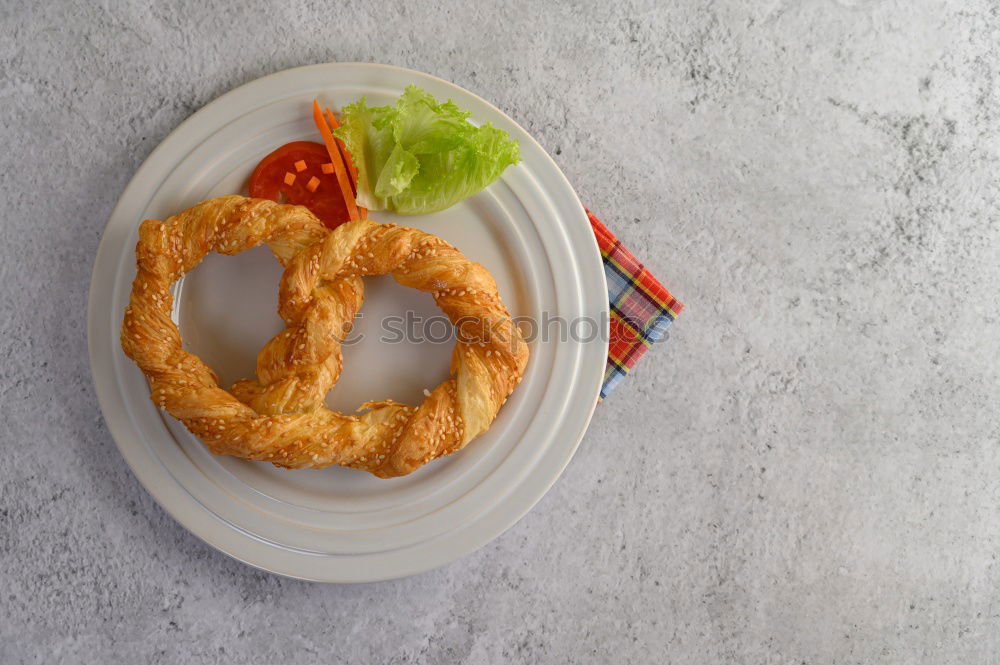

left=121, top=196, right=528, bottom=478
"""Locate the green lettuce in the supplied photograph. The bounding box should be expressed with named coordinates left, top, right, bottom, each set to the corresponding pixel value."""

left=333, top=85, right=520, bottom=215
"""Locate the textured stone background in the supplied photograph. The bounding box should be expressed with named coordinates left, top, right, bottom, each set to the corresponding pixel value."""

left=3, top=0, right=999, bottom=663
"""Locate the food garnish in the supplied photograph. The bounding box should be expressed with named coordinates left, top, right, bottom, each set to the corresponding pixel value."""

left=333, top=85, right=521, bottom=215
left=248, top=141, right=354, bottom=229
left=311, top=101, right=362, bottom=222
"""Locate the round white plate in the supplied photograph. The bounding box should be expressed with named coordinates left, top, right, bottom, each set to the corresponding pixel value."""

left=88, top=63, right=608, bottom=582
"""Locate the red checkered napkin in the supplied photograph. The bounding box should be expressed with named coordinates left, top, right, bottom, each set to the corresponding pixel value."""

left=587, top=210, right=683, bottom=400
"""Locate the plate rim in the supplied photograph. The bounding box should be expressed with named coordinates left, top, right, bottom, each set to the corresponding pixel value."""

left=87, top=62, right=608, bottom=582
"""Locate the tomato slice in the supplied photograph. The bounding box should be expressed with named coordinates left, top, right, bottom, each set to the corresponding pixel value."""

left=248, top=141, right=351, bottom=229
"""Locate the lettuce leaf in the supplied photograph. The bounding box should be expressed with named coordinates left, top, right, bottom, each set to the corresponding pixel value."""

left=334, top=85, right=520, bottom=215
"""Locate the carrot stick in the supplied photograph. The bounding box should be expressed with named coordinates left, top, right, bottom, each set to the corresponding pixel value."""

left=324, top=108, right=367, bottom=219
left=312, top=100, right=360, bottom=222
left=323, top=109, right=359, bottom=190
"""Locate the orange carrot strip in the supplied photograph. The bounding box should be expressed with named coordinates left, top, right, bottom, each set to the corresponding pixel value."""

left=320, top=162, right=334, bottom=174
left=324, top=109, right=359, bottom=191
left=324, top=108, right=366, bottom=218
left=312, top=100, right=359, bottom=221
left=306, top=176, right=320, bottom=192
left=283, top=172, right=296, bottom=185
left=294, top=160, right=307, bottom=172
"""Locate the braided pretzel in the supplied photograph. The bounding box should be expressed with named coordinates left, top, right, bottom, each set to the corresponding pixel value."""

left=121, top=196, right=528, bottom=478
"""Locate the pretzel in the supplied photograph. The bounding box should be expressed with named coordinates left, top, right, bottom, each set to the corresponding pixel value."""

left=121, top=196, right=529, bottom=478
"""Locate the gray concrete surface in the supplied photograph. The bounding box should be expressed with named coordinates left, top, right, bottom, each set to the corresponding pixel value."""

left=2, top=0, right=999, bottom=663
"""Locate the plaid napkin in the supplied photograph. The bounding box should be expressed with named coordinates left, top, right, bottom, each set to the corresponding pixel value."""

left=588, top=210, right=683, bottom=400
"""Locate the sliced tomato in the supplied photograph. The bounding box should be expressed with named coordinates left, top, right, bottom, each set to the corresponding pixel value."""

left=248, top=141, right=351, bottom=229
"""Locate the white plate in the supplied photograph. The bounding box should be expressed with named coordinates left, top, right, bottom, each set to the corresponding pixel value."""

left=88, top=63, right=607, bottom=582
